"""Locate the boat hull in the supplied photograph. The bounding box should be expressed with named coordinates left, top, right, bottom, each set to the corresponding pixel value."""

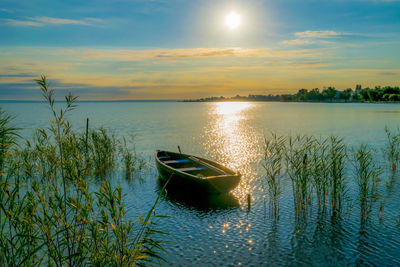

left=155, top=151, right=241, bottom=194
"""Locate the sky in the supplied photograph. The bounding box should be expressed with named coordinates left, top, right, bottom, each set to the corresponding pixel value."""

left=0, top=0, right=399, bottom=100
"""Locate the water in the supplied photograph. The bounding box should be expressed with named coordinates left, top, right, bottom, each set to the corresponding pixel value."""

left=3, top=101, right=400, bottom=266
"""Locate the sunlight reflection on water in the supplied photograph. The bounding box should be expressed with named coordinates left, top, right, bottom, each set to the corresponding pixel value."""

left=204, top=102, right=263, bottom=203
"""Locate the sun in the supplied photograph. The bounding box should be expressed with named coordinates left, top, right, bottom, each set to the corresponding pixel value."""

left=225, top=11, right=241, bottom=30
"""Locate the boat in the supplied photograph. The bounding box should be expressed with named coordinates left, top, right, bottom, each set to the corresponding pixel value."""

left=155, top=150, right=241, bottom=194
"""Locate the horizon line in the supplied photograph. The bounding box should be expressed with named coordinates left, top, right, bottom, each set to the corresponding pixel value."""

left=0, top=99, right=180, bottom=103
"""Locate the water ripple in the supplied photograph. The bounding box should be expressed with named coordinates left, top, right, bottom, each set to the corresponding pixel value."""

left=4, top=101, right=400, bottom=265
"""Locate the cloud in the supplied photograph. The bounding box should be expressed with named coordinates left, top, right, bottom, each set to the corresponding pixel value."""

left=2, top=45, right=397, bottom=100
left=155, top=48, right=239, bottom=58
left=33, top=17, right=89, bottom=25
left=3, top=19, right=42, bottom=26
left=281, top=39, right=335, bottom=46
left=66, top=47, right=323, bottom=61
left=0, top=46, right=338, bottom=99
left=281, top=39, right=314, bottom=45
left=295, top=30, right=347, bottom=38
left=283, top=30, right=367, bottom=46
left=2, top=16, right=102, bottom=27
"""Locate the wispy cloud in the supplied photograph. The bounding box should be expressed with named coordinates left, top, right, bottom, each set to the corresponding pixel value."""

left=34, top=17, right=89, bottom=25
left=3, top=16, right=102, bottom=27
left=281, top=39, right=314, bottom=45
left=64, top=47, right=323, bottom=61
left=281, top=39, right=335, bottom=46
left=282, top=30, right=365, bottom=46
left=3, top=19, right=42, bottom=26
left=295, top=30, right=347, bottom=38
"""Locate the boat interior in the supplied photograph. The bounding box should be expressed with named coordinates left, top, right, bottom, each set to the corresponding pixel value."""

left=157, top=151, right=227, bottom=178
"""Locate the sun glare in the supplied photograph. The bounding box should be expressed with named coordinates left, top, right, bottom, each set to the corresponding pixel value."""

left=215, top=102, right=250, bottom=115
left=225, top=12, right=241, bottom=30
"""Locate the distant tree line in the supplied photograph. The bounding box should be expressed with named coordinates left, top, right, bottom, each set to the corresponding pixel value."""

left=183, top=85, right=400, bottom=103
left=358, top=86, right=400, bottom=102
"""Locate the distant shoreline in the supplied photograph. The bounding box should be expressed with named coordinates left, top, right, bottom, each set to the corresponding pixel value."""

left=181, top=99, right=356, bottom=103
left=1, top=99, right=399, bottom=104
left=182, top=85, right=400, bottom=103
left=2, top=85, right=399, bottom=103
left=180, top=100, right=400, bottom=104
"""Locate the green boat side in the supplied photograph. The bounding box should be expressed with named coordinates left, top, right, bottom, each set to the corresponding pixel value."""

left=155, top=150, right=241, bottom=194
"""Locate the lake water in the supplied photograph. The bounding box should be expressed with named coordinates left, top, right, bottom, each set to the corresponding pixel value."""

left=3, top=101, right=400, bottom=266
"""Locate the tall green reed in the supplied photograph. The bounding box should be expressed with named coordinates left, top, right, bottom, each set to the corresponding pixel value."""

left=285, top=135, right=314, bottom=217
left=263, top=134, right=350, bottom=219
left=0, top=76, right=167, bottom=266
left=352, top=144, right=382, bottom=218
left=87, top=127, right=117, bottom=177
left=120, top=136, right=146, bottom=180
left=0, top=109, right=42, bottom=266
left=263, top=133, right=285, bottom=217
left=0, top=107, right=19, bottom=171
left=328, top=136, right=347, bottom=215
left=310, top=137, right=330, bottom=212
left=383, top=126, right=400, bottom=172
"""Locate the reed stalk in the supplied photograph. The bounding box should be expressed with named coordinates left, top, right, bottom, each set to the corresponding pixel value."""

left=352, top=144, right=382, bottom=218
left=328, top=136, right=347, bottom=215
left=87, top=127, right=117, bottom=177
left=310, top=137, right=330, bottom=212
left=120, top=136, right=146, bottom=180
left=0, top=108, right=19, bottom=171
left=263, top=133, right=285, bottom=217
left=383, top=126, right=400, bottom=172
left=285, top=135, right=314, bottom=217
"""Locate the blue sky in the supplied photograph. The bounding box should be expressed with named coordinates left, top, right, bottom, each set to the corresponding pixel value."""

left=0, top=0, right=399, bottom=99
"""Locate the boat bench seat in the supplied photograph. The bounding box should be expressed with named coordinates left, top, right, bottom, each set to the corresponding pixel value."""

left=177, top=166, right=207, bottom=172
left=163, top=159, right=190, bottom=164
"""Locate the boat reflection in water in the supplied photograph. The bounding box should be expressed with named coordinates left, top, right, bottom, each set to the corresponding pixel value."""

left=157, top=178, right=240, bottom=212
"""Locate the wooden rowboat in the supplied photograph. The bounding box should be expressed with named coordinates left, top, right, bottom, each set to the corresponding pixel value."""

left=155, top=150, right=241, bottom=194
